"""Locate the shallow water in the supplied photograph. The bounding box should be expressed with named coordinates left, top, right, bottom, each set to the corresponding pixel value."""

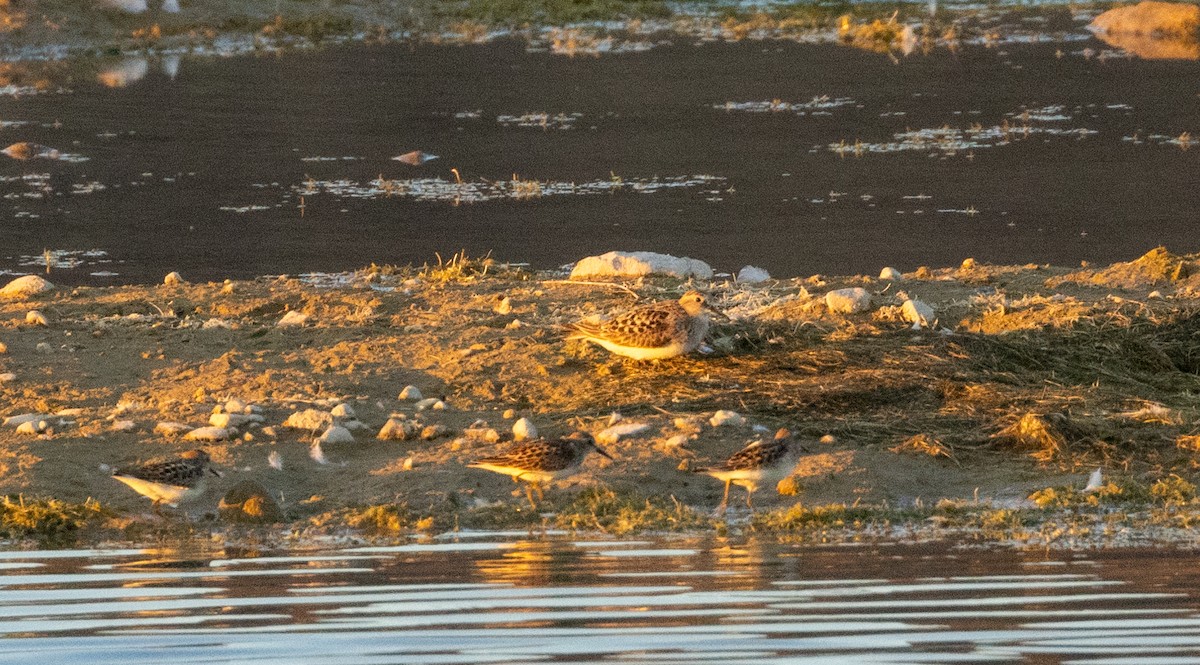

left=1, top=536, right=1200, bottom=663
left=3, top=34, right=1200, bottom=284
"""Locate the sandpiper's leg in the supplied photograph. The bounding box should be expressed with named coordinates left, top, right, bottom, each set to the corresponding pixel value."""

left=719, top=480, right=732, bottom=513
left=524, top=483, right=538, bottom=510
left=534, top=483, right=545, bottom=504
left=746, top=488, right=755, bottom=510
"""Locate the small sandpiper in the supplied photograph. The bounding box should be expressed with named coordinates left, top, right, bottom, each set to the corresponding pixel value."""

left=468, top=432, right=612, bottom=508
left=696, top=429, right=806, bottom=511
left=566, top=290, right=724, bottom=360
left=111, top=449, right=222, bottom=508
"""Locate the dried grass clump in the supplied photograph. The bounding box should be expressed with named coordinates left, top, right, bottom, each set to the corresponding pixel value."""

left=1049, top=246, right=1196, bottom=290
left=1177, top=434, right=1200, bottom=451
left=555, top=487, right=714, bottom=534
left=890, top=433, right=955, bottom=462
left=992, top=413, right=1091, bottom=463
left=0, top=495, right=107, bottom=546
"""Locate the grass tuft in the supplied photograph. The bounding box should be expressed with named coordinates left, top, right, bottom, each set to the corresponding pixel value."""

left=555, top=486, right=715, bottom=534
left=0, top=495, right=108, bottom=546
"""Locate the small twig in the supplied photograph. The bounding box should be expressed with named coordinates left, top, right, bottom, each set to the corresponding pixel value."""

left=541, top=279, right=641, bottom=299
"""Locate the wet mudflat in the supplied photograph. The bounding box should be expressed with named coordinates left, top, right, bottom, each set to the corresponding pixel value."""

left=0, top=536, right=1199, bottom=663
left=2, top=33, right=1200, bottom=284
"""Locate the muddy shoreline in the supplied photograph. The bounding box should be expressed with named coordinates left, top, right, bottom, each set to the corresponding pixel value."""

left=1, top=248, right=1200, bottom=548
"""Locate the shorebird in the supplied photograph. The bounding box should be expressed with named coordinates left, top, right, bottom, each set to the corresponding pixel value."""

left=111, top=449, right=221, bottom=508
left=696, top=429, right=807, bottom=511
left=566, top=290, right=723, bottom=360
left=468, top=432, right=612, bottom=508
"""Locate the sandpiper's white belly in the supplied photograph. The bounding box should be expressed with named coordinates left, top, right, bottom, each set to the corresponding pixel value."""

left=591, top=338, right=687, bottom=360
left=113, top=475, right=205, bottom=507
left=468, top=462, right=564, bottom=484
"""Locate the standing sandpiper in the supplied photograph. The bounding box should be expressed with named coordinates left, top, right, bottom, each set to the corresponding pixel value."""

left=566, top=290, right=723, bottom=360
left=468, top=432, right=613, bottom=508
left=696, top=429, right=806, bottom=511
left=111, top=449, right=222, bottom=508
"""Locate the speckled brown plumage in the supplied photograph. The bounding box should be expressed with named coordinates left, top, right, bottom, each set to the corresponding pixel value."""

left=112, top=449, right=219, bottom=507
left=468, top=432, right=612, bottom=508
left=567, top=291, right=718, bottom=360
left=696, top=429, right=806, bottom=510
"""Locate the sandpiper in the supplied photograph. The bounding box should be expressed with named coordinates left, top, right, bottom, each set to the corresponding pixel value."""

left=111, top=449, right=221, bottom=508
left=468, top=432, right=612, bottom=508
left=696, top=429, right=806, bottom=511
left=566, top=290, right=723, bottom=360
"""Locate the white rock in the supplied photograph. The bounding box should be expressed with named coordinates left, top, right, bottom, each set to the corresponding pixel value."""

left=160, top=0, right=180, bottom=13
left=184, top=426, right=229, bottom=441
left=402, top=456, right=415, bottom=471
left=284, top=409, right=333, bottom=431
left=505, top=319, right=523, bottom=330
left=163, top=271, right=185, bottom=286
left=0, top=373, right=15, bottom=383
left=4, top=413, right=50, bottom=427
left=825, top=287, right=873, bottom=314
left=398, top=385, right=423, bottom=400
left=99, top=0, right=148, bottom=12
left=16, top=419, right=48, bottom=435
left=210, top=412, right=263, bottom=428
left=662, top=434, right=691, bottom=451
left=331, top=403, right=356, bottom=419
left=736, top=265, right=771, bottom=284
left=570, top=251, right=713, bottom=280
left=378, top=417, right=419, bottom=441
left=202, top=318, right=233, bottom=329
left=493, top=296, right=512, bottom=315
left=879, top=267, right=904, bottom=280
left=56, top=408, right=84, bottom=417
left=25, top=310, right=49, bottom=326
left=709, top=410, right=746, bottom=427
left=342, top=419, right=369, bottom=431
left=901, top=299, right=937, bottom=328
left=416, top=398, right=446, bottom=411
left=512, top=417, right=538, bottom=441
left=317, top=425, right=355, bottom=444
left=154, top=421, right=191, bottom=436
left=0, top=275, right=53, bottom=299
left=111, top=420, right=135, bottom=432
left=1149, top=290, right=1163, bottom=299
left=224, top=398, right=248, bottom=414
left=35, top=342, right=52, bottom=353
left=277, top=310, right=309, bottom=327
left=596, top=422, right=650, bottom=445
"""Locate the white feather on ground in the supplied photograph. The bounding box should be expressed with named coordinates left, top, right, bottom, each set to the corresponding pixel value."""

left=268, top=450, right=283, bottom=470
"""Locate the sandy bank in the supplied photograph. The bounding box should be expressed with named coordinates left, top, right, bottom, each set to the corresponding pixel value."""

left=2, top=249, right=1200, bottom=547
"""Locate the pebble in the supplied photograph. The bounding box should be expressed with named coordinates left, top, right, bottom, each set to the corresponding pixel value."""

left=709, top=410, right=746, bottom=427
left=210, top=412, right=263, bottom=428
left=825, top=288, right=872, bottom=314
left=0, top=373, right=15, bottom=383
left=879, top=267, right=904, bottom=280
left=493, top=296, right=512, bottom=315
left=662, top=434, right=691, bottom=451
left=16, top=419, right=49, bottom=435
left=416, top=398, right=446, bottom=411
left=317, top=425, right=354, bottom=444
left=224, top=398, right=248, bottom=413
left=25, top=310, right=49, bottom=326
left=398, top=385, right=423, bottom=400
left=284, top=409, right=333, bottom=431
left=277, top=311, right=309, bottom=327
left=218, top=480, right=283, bottom=524
left=502, top=409, right=516, bottom=419
left=420, top=424, right=448, bottom=440
left=185, top=426, right=230, bottom=441
left=961, top=257, right=978, bottom=270
left=35, top=342, right=52, bottom=353
left=111, top=420, right=136, bottom=432
left=0, top=341, right=7, bottom=354
left=819, top=434, right=837, bottom=444
left=737, top=265, right=771, bottom=284
left=56, top=408, right=84, bottom=417
left=402, top=456, right=415, bottom=471
left=5, top=413, right=50, bottom=427
left=154, top=421, right=191, bottom=436
left=331, top=403, right=356, bottom=419
left=0, top=275, right=53, bottom=299
left=378, top=417, right=419, bottom=441
left=901, top=299, right=937, bottom=328
left=163, top=271, right=185, bottom=286
left=513, top=417, right=538, bottom=441
left=597, top=422, right=650, bottom=445
left=505, top=319, right=523, bottom=330
left=261, top=426, right=278, bottom=438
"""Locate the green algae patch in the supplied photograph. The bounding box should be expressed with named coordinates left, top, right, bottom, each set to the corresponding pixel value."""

left=554, top=487, right=717, bottom=535
left=0, top=495, right=109, bottom=547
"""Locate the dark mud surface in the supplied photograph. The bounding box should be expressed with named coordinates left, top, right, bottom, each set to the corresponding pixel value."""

left=3, top=35, right=1200, bottom=284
